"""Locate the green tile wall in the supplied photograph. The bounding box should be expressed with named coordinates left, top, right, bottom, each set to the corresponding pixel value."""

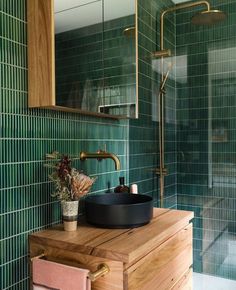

left=0, top=0, right=176, bottom=288
left=129, top=0, right=177, bottom=208
left=176, top=0, right=236, bottom=281
left=0, top=0, right=130, bottom=288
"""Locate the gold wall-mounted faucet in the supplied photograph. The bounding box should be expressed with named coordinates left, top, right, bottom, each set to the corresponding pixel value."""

left=80, top=150, right=121, bottom=171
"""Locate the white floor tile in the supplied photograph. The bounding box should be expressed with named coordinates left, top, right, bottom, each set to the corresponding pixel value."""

left=193, top=272, right=236, bottom=290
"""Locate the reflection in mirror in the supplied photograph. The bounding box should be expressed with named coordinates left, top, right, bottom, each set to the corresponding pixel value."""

left=55, top=0, right=136, bottom=118
left=55, top=0, right=103, bottom=112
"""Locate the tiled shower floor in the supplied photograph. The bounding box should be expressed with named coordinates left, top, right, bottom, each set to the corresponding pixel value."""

left=193, top=272, right=236, bottom=290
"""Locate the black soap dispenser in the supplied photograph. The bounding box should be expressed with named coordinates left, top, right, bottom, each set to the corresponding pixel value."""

left=114, top=177, right=130, bottom=193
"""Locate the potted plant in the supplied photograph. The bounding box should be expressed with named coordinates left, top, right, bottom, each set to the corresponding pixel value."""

left=45, top=152, right=96, bottom=231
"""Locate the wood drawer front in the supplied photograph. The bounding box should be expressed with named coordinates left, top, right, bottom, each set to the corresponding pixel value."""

left=124, top=224, right=193, bottom=290
left=30, top=242, right=123, bottom=290
left=171, top=269, right=192, bottom=290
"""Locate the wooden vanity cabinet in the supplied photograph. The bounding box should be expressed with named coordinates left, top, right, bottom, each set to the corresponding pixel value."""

left=29, top=208, right=193, bottom=290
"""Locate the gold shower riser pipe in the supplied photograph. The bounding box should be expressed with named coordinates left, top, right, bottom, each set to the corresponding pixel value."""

left=160, top=1, right=210, bottom=50
left=158, top=64, right=173, bottom=207
left=158, top=1, right=211, bottom=207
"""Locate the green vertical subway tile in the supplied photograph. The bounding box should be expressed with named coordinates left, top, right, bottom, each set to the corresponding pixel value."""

left=6, top=0, right=236, bottom=287
left=0, top=1, right=133, bottom=289
left=176, top=0, right=236, bottom=281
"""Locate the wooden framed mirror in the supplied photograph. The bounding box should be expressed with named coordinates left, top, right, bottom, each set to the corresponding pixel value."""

left=27, top=0, right=138, bottom=119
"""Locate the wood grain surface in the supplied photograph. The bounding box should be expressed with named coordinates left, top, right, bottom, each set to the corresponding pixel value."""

left=30, top=208, right=194, bottom=290
left=124, top=224, right=192, bottom=290
left=27, top=0, right=55, bottom=107
left=30, top=208, right=193, bottom=264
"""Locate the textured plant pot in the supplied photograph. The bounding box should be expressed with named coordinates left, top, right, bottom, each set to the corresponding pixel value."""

left=61, top=200, right=79, bottom=231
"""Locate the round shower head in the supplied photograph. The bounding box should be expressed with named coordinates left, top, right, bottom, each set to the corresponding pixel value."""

left=191, top=9, right=226, bottom=25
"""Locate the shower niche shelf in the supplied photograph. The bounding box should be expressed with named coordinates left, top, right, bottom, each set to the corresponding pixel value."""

left=98, top=103, right=135, bottom=117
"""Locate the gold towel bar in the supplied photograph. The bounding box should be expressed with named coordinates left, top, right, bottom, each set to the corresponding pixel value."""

left=30, top=253, right=110, bottom=282
left=31, top=253, right=46, bottom=261
left=88, top=263, right=110, bottom=282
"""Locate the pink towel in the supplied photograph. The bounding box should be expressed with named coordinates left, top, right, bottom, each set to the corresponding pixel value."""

left=32, top=259, right=91, bottom=290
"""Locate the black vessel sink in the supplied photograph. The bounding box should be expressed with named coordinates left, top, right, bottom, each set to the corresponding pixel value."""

left=84, top=193, right=153, bottom=228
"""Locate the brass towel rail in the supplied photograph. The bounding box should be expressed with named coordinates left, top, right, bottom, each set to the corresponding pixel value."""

left=31, top=253, right=46, bottom=261
left=88, top=263, right=110, bottom=282
left=31, top=253, right=110, bottom=282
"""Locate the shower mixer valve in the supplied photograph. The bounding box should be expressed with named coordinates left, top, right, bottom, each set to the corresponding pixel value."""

left=155, top=168, right=168, bottom=176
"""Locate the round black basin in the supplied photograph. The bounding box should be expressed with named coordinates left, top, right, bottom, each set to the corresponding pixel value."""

left=85, top=193, right=153, bottom=228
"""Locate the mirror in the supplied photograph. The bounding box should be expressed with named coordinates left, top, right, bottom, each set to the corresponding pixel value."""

left=27, top=0, right=138, bottom=119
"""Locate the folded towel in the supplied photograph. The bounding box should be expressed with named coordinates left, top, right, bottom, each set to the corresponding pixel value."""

left=32, top=259, right=91, bottom=290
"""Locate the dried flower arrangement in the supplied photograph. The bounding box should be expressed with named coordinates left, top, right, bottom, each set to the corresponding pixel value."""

left=45, top=151, right=96, bottom=201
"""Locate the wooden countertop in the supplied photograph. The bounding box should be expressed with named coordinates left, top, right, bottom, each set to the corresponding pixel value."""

left=30, top=208, right=193, bottom=265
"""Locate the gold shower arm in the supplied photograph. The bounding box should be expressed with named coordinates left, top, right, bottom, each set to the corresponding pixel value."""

left=162, top=0, right=210, bottom=15
left=160, top=0, right=210, bottom=50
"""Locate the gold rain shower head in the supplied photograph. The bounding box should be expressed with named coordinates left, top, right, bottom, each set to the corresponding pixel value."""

left=192, top=9, right=226, bottom=25
left=160, top=1, right=227, bottom=51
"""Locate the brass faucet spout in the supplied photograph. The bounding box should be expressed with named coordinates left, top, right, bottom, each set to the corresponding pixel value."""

left=80, top=150, right=121, bottom=171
